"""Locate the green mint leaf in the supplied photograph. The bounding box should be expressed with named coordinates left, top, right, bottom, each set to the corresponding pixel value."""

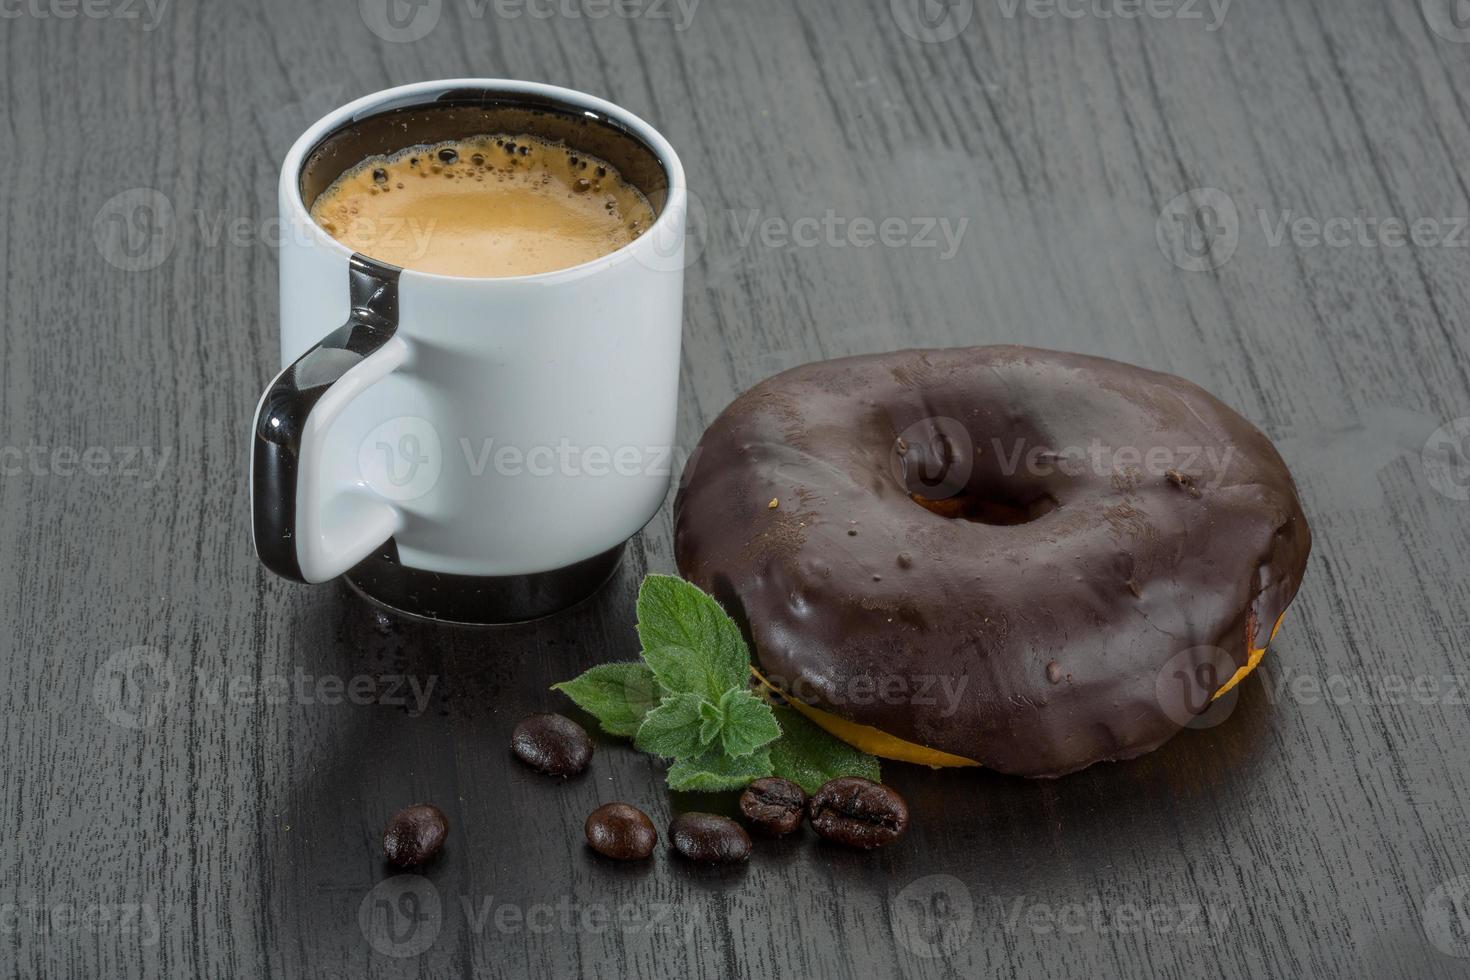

left=635, top=575, right=749, bottom=700
left=633, top=692, right=709, bottom=759
left=666, top=747, right=774, bottom=792
left=717, top=688, right=782, bottom=759
left=641, top=645, right=728, bottom=704
left=768, top=705, right=881, bottom=795
left=697, top=699, right=724, bottom=746
left=551, top=662, right=660, bottom=737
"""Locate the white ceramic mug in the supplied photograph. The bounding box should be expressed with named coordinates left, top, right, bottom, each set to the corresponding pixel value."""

left=251, top=80, right=686, bottom=623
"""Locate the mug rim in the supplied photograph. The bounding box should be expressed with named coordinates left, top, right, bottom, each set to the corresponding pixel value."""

left=279, top=78, right=687, bottom=284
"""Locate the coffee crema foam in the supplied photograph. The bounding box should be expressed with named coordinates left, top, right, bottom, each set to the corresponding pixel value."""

left=309, top=134, right=656, bottom=277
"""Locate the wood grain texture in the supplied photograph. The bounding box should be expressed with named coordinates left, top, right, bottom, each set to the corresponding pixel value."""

left=2, top=0, right=1468, bottom=976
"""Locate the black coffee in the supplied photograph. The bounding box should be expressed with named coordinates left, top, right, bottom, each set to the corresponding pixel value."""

left=807, top=777, right=909, bottom=849
left=585, top=803, right=657, bottom=861
left=669, top=812, right=752, bottom=863
left=738, top=777, right=807, bottom=836
left=511, top=713, right=593, bottom=776
left=382, top=803, right=449, bottom=867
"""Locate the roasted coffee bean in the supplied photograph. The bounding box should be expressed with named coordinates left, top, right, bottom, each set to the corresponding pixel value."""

left=669, top=812, right=751, bottom=863
left=738, top=777, right=807, bottom=836
left=382, top=803, right=448, bottom=867
left=511, top=713, right=593, bottom=776
left=807, top=777, right=909, bottom=849
left=585, top=803, right=657, bottom=860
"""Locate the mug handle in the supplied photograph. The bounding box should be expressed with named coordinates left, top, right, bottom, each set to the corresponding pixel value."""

left=251, top=256, right=408, bottom=583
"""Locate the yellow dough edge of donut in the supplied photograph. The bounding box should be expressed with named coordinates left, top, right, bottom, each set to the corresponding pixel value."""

left=751, top=611, right=1288, bottom=768
left=1211, top=611, right=1287, bottom=701
left=751, top=666, right=982, bottom=769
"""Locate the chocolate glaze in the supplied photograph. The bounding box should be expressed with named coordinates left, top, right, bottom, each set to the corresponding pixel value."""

left=674, top=346, right=1312, bottom=777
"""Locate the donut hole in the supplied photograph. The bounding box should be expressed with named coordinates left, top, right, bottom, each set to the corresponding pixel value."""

left=909, top=490, right=1059, bottom=526
left=893, top=424, right=1061, bottom=525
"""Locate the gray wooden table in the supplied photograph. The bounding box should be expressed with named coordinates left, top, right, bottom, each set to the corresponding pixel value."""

left=4, top=0, right=1470, bottom=976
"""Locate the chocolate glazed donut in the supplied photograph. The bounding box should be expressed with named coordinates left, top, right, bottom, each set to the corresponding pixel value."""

left=674, top=346, right=1312, bottom=778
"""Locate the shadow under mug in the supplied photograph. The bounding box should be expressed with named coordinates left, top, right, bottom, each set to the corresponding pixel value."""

left=250, top=80, right=687, bottom=624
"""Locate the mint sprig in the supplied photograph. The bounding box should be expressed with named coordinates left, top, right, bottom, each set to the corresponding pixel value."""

left=633, top=691, right=707, bottom=758
left=636, top=576, right=749, bottom=700
left=551, top=662, right=659, bottom=737
left=668, top=747, right=774, bottom=792
left=552, top=574, right=881, bottom=793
